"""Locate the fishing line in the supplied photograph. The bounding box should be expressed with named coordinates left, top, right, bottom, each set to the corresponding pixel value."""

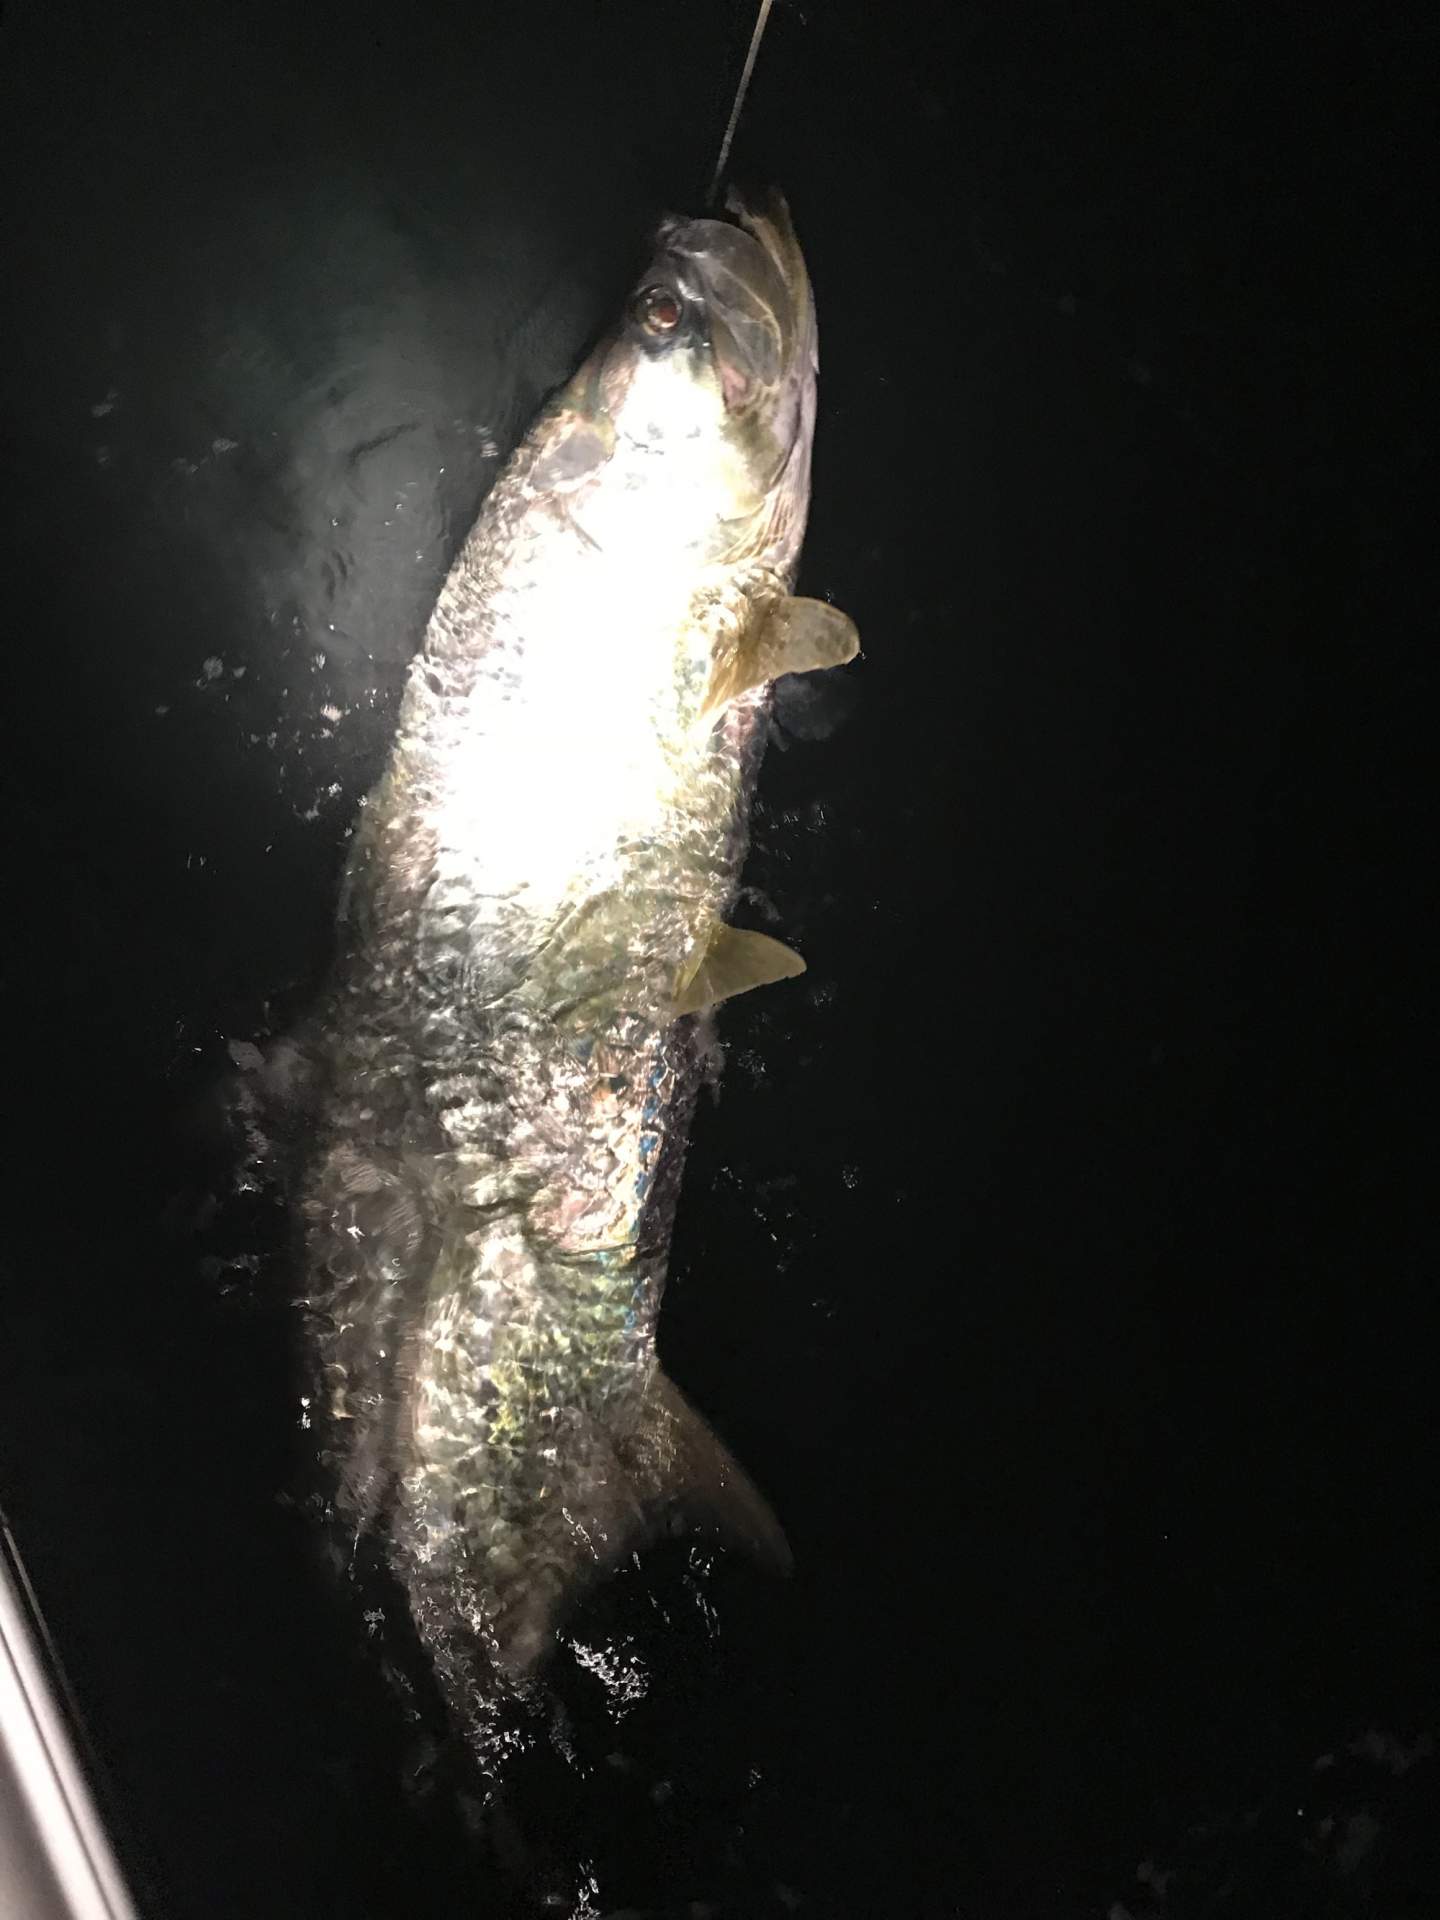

left=708, top=0, right=775, bottom=206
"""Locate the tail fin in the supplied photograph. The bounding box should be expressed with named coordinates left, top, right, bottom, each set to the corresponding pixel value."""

left=391, top=1369, right=790, bottom=1698
left=617, top=1369, right=792, bottom=1574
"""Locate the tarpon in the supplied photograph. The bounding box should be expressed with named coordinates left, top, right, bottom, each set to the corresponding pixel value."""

left=300, top=192, right=856, bottom=1725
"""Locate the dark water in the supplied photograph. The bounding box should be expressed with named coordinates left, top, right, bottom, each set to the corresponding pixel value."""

left=1, top=2, right=1433, bottom=1915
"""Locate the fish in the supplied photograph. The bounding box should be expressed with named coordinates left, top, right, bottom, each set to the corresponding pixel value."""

left=299, top=191, right=856, bottom=1724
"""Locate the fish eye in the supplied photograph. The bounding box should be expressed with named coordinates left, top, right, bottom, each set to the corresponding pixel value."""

left=634, top=284, right=683, bottom=336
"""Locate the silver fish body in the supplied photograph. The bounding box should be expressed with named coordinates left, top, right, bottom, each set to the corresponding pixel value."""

left=301, top=195, right=854, bottom=1708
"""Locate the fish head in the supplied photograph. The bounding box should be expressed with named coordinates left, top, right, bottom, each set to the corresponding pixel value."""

left=572, top=191, right=818, bottom=565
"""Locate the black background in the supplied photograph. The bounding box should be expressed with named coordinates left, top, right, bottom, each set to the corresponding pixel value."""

left=1, top=2, right=1434, bottom=1915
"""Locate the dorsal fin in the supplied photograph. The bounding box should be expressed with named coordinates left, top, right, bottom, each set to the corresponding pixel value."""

left=674, top=922, right=806, bottom=1015
left=704, top=594, right=859, bottom=716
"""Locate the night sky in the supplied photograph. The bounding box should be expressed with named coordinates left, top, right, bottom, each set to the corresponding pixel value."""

left=0, top=2, right=1433, bottom=1916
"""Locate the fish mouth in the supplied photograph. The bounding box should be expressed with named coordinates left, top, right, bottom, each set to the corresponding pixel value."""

left=661, top=190, right=814, bottom=417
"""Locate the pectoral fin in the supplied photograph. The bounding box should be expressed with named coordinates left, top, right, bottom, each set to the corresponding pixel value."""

left=674, top=923, right=806, bottom=1015
left=616, top=1370, right=792, bottom=1575
left=530, top=412, right=615, bottom=492
left=703, top=596, right=860, bottom=717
